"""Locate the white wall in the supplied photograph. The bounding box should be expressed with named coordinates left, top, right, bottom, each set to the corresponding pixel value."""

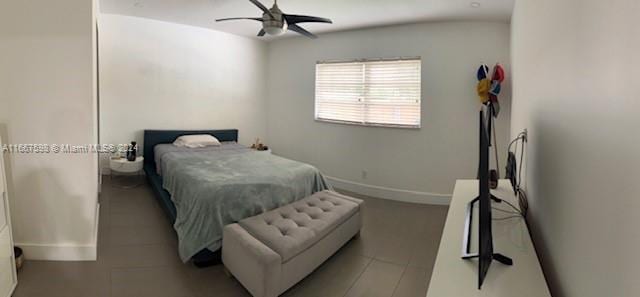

left=511, top=0, right=640, bottom=296
left=0, top=0, right=99, bottom=260
left=266, top=22, right=511, bottom=203
left=98, top=14, right=268, bottom=171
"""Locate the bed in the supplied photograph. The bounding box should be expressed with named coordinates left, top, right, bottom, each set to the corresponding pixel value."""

left=143, top=129, right=331, bottom=265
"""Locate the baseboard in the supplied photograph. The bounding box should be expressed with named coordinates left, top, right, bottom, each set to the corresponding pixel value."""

left=93, top=202, right=100, bottom=248
left=326, top=176, right=451, bottom=205
left=15, top=203, right=100, bottom=261
left=15, top=243, right=97, bottom=261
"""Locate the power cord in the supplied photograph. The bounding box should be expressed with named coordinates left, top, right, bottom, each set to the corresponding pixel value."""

left=492, top=206, right=520, bottom=215
left=517, top=190, right=529, bottom=219
left=492, top=215, right=523, bottom=221
left=493, top=130, right=529, bottom=220
left=492, top=199, right=526, bottom=220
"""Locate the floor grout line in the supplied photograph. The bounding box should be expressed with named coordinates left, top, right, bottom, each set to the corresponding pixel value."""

left=373, top=257, right=410, bottom=267
left=341, top=256, right=374, bottom=297
left=389, top=263, right=410, bottom=297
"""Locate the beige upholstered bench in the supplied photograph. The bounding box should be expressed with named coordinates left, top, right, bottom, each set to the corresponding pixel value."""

left=222, top=190, right=363, bottom=297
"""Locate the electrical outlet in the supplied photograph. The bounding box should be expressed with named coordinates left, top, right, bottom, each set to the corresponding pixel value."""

left=361, top=170, right=367, bottom=179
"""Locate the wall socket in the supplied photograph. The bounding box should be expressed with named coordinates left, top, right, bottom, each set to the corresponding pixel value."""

left=361, top=170, right=368, bottom=179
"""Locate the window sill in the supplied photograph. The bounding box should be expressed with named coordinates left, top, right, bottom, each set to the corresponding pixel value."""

left=315, top=118, right=421, bottom=130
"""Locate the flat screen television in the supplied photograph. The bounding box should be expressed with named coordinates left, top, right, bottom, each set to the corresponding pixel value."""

left=461, top=107, right=513, bottom=289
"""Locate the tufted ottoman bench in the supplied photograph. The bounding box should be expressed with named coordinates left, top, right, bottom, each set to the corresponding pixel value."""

left=222, top=190, right=363, bottom=297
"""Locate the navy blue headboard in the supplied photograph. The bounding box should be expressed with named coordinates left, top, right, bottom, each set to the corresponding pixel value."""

left=143, top=129, right=239, bottom=168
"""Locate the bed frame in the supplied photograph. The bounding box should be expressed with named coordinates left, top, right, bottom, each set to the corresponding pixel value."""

left=142, top=129, right=239, bottom=266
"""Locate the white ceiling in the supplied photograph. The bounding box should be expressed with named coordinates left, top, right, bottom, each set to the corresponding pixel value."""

left=100, top=0, right=514, bottom=40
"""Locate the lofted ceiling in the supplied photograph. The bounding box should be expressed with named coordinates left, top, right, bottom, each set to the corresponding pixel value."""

left=100, top=0, right=514, bottom=40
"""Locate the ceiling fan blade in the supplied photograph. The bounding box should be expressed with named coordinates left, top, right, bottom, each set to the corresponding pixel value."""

left=257, top=29, right=266, bottom=37
left=216, top=17, right=262, bottom=22
left=248, top=0, right=275, bottom=18
left=288, top=24, right=317, bottom=39
left=283, top=14, right=332, bottom=24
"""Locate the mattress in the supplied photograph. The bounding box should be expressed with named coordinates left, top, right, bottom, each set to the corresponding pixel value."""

left=158, top=146, right=331, bottom=262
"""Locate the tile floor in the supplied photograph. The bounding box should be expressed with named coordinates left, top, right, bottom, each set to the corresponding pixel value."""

left=13, top=177, right=448, bottom=297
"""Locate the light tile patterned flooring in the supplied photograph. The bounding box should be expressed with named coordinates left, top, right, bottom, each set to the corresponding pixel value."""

left=13, top=177, right=448, bottom=297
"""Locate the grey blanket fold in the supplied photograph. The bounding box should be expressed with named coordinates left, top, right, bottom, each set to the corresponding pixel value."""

left=161, top=148, right=331, bottom=262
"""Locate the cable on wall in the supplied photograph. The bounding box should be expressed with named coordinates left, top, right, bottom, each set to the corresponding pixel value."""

left=494, top=129, right=529, bottom=220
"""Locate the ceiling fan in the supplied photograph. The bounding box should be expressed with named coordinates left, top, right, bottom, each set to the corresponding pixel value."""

left=215, top=0, right=332, bottom=39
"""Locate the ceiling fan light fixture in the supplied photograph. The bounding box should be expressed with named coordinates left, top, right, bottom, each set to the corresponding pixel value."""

left=264, top=26, right=286, bottom=36
left=263, top=19, right=287, bottom=36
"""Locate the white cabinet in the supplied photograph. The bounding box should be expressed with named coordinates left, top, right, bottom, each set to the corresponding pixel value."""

left=0, top=138, right=16, bottom=297
left=427, top=180, right=551, bottom=297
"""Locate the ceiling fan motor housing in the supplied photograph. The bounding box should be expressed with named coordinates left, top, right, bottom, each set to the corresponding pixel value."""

left=262, top=6, right=286, bottom=35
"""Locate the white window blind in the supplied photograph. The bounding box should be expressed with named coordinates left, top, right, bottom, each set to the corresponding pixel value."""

left=315, top=58, right=421, bottom=128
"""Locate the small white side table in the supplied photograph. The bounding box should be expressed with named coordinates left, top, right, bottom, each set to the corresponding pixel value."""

left=109, top=156, right=144, bottom=188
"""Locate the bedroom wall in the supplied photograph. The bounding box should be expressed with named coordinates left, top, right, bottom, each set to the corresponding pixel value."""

left=511, top=0, right=640, bottom=296
left=266, top=22, right=511, bottom=203
left=98, top=14, right=268, bottom=172
left=0, top=0, right=99, bottom=260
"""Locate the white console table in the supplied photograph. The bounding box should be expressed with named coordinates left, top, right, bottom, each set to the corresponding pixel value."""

left=427, top=180, right=551, bottom=297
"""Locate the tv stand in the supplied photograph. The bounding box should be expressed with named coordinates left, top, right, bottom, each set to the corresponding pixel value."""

left=460, top=194, right=512, bottom=265
left=427, top=180, right=551, bottom=297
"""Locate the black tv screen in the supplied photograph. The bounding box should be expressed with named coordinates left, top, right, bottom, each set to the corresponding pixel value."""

left=477, top=109, right=494, bottom=289
left=462, top=107, right=513, bottom=289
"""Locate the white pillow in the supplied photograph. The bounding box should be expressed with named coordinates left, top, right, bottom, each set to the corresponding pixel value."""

left=173, top=134, right=221, bottom=148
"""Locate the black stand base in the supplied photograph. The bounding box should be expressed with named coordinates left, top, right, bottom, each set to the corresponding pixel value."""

left=492, top=253, right=513, bottom=266
left=461, top=253, right=513, bottom=266
left=460, top=194, right=513, bottom=266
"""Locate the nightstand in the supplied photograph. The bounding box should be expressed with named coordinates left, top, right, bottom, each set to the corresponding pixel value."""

left=109, top=156, right=144, bottom=188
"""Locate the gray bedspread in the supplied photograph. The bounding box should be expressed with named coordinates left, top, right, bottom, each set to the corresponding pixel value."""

left=160, top=147, right=331, bottom=262
left=154, top=142, right=248, bottom=175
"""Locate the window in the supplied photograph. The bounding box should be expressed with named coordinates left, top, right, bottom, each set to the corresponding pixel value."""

left=315, top=58, right=421, bottom=128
